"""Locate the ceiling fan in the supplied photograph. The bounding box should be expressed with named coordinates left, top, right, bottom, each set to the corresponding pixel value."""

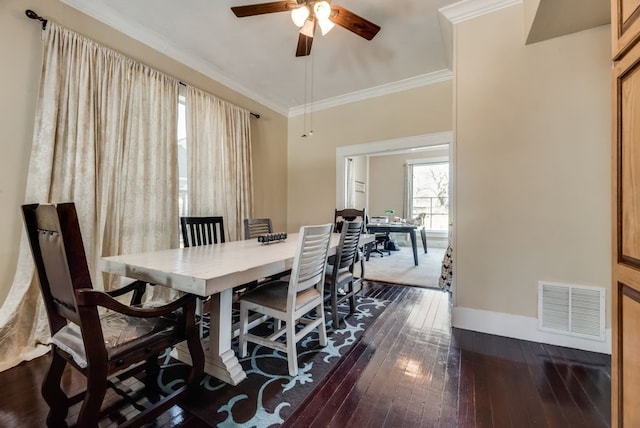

left=231, top=0, right=380, bottom=57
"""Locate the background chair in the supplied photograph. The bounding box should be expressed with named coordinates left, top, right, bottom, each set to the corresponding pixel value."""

left=367, top=228, right=391, bottom=259
left=244, top=217, right=290, bottom=289
left=180, top=216, right=225, bottom=247
left=333, top=208, right=368, bottom=278
left=325, top=220, right=362, bottom=329
left=244, top=218, right=272, bottom=240
left=22, top=203, right=203, bottom=427
left=180, top=216, right=226, bottom=335
left=333, top=208, right=366, bottom=233
left=238, top=223, right=333, bottom=376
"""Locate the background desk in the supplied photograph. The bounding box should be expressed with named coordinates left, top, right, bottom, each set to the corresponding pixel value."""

left=366, top=224, right=427, bottom=266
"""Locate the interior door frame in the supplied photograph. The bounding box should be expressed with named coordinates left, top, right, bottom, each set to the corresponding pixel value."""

left=335, top=130, right=456, bottom=290
left=336, top=131, right=454, bottom=211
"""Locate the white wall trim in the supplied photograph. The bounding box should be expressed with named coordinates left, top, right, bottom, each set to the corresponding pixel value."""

left=452, top=306, right=612, bottom=354
left=289, top=70, right=453, bottom=118
left=59, top=0, right=290, bottom=116
left=61, top=0, right=455, bottom=118
left=439, top=0, right=522, bottom=24
left=405, top=156, right=449, bottom=165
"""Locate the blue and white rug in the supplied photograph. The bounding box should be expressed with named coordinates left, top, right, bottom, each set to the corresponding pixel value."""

left=156, top=296, right=388, bottom=427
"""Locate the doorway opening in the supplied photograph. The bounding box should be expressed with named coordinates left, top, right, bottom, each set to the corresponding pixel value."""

left=335, top=132, right=454, bottom=291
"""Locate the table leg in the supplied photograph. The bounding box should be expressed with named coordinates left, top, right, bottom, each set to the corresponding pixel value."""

left=420, top=228, right=428, bottom=253
left=410, top=230, right=419, bottom=266
left=176, top=289, right=246, bottom=385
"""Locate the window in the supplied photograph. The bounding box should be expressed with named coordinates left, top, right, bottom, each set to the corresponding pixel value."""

left=409, top=162, right=449, bottom=231
left=178, top=94, right=188, bottom=217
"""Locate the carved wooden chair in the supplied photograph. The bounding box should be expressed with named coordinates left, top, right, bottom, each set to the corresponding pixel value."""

left=22, top=203, right=204, bottom=427
left=180, top=216, right=225, bottom=247
left=238, top=224, right=333, bottom=376
left=324, top=220, right=362, bottom=329
left=243, top=218, right=273, bottom=240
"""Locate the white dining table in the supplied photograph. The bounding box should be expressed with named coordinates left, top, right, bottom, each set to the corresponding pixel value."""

left=99, top=232, right=375, bottom=385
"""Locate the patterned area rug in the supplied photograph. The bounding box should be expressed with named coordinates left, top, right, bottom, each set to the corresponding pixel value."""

left=155, top=296, right=388, bottom=427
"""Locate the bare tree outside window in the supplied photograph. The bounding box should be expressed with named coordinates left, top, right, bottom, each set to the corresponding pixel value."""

left=411, top=163, right=449, bottom=231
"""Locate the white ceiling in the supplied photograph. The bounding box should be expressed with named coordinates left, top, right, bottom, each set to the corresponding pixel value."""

left=58, top=0, right=610, bottom=116
left=60, top=0, right=461, bottom=116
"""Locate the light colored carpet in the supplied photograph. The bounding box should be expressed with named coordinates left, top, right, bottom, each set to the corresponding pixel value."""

left=362, top=245, right=445, bottom=288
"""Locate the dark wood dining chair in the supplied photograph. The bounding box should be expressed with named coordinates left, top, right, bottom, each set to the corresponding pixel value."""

left=180, top=216, right=226, bottom=337
left=325, top=220, right=363, bottom=329
left=244, top=218, right=273, bottom=240
left=333, top=208, right=368, bottom=279
left=333, top=208, right=366, bottom=233
left=181, top=215, right=261, bottom=336
left=22, top=202, right=204, bottom=427
left=238, top=223, right=333, bottom=376
left=180, top=216, right=225, bottom=247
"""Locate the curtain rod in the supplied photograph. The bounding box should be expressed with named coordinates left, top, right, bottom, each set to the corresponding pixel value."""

left=25, top=10, right=47, bottom=30
left=178, top=82, right=260, bottom=119
left=25, top=9, right=260, bottom=120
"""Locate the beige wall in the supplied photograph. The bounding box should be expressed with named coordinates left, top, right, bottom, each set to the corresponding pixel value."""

left=2, top=0, right=610, bottom=347
left=0, top=0, right=288, bottom=305
left=287, top=81, right=453, bottom=232
left=454, top=5, right=611, bottom=322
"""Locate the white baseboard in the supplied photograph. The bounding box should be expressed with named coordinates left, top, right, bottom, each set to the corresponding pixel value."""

left=452, top=306, right=612, bottom=355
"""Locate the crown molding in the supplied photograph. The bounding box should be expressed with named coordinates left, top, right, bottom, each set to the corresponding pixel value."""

left=59, top=0, right=290, bottom=116
left=439, top=0, right=522, bottom=24
left=288, top=69, right=453, bottom=118
left=58, top=0, right=508, bottom=119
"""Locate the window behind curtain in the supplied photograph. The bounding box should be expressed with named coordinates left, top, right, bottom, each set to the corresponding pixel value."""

left=178, top=93, right=188, bottom=217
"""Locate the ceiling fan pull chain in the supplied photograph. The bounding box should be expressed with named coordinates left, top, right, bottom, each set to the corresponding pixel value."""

left=309, top=50, right=314, bottom=136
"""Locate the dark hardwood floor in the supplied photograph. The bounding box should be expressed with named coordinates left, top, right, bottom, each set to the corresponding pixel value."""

left=0, top=282, right=611, bottom=427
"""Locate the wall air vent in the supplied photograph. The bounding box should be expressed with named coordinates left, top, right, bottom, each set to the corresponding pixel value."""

left=538, top=281, right=605, bottom=341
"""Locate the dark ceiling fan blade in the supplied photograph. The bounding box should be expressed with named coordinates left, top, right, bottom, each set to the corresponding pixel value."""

left=295, top=32, right=314, bottom=57
left=231, top=1, right=295, bottom=17
left=330, top=5, right=380, bottom=41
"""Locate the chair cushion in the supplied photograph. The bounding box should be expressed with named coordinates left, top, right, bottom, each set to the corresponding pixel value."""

left=51, top=309, right=180, bottom=369
left=240, top=280, right=321, bottom=312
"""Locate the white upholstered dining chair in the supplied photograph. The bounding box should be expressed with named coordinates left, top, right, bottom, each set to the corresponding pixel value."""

left=238, top=223, right=333, bottom=376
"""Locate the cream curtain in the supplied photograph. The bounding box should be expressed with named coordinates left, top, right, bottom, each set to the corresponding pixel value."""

left=185, top=86, right=253, bottom=241
left=0, top=23, right=180, bottom=371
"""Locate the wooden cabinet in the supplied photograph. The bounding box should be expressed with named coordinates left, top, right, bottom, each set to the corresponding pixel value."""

left=613, top=0, right=640, bottom=425
left=613, top=0, right=640, bottom=59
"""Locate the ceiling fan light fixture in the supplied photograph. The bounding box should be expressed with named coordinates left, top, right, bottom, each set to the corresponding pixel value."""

left=291, top=6, right=309, bottom=27
left=318, top=17, right=335, bottom=35
left=313, top=1, right=331, bottom=20
left=300, top=19, right=315, bottom=37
